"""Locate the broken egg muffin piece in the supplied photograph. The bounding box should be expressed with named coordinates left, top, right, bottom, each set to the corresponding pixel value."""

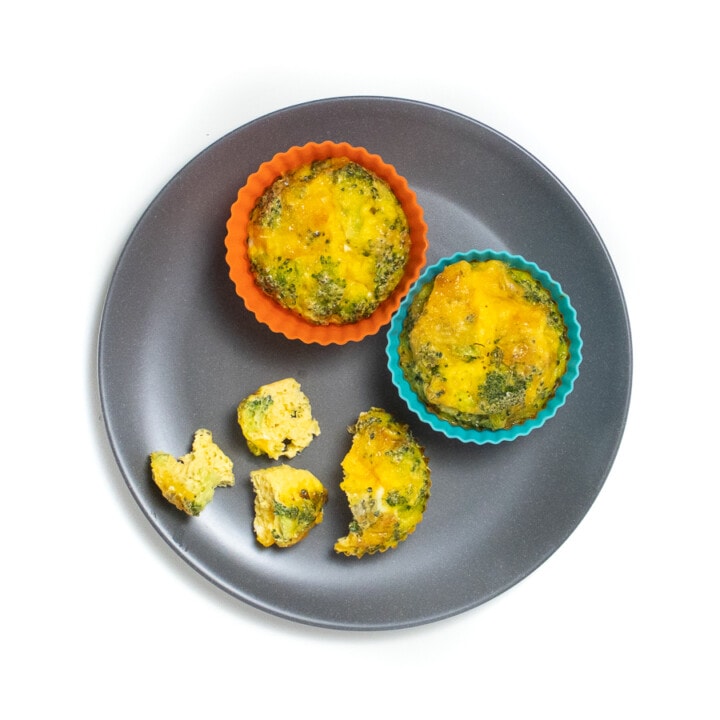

left=335, top=408, right=431, bottom=558
left=250, top=465, right=328, bottom=548
left=149, top=428, right=234, bottom=516
left=237, top=377, right=320, bottom=460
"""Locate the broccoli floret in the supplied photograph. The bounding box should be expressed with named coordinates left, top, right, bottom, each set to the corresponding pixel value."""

left=251, top=185, right=284, bottom=228
left=480, top=370, right=527, bottom=410
left=250, top=257, right=298, bottom=308
left=331, top=161, right=379, bottom=198
left=309, top=255, right=347, bottom=321
left=372, top=245, right=407, bottom=299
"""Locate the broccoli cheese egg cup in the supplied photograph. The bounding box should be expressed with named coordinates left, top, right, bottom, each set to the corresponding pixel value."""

left=225, top=141, right=427, bottom=345
left=386, top=250, right=582, bottom=445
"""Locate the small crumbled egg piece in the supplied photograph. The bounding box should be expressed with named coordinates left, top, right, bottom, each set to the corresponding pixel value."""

left=237, top=377, right=320, bottom=460
left=149, top=429, right=234, bottom=516
left=250, top=465, right=328, bottom=548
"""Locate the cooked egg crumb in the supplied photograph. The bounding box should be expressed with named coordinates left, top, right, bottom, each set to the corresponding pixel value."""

left=250, top=465, right=328, bottom=548
left=149, top=428, right=234, bottom=516
left=237, top=377, right=320, bottom=459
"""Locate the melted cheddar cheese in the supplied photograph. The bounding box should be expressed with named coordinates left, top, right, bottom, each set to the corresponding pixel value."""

left=398, top=259, right=569, bottom=430
left=335, top=408, right=431, bottom=558
left=247, top=158, right=410, bottom=325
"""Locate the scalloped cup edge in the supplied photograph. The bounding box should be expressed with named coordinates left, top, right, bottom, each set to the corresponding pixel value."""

left=386, top=249, right=583, bottom=444
left=225, top=141, right=428, bottom=346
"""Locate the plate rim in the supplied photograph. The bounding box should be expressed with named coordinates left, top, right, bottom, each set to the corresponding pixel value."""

left=98, top=95, right=633, bottom=630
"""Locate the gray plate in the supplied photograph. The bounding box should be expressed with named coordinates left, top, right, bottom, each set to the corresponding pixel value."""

left=98, top=97, right=632, bottom=630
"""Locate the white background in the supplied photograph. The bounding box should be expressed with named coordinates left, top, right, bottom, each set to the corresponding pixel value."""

left=3, top=1, right=717, bottom=716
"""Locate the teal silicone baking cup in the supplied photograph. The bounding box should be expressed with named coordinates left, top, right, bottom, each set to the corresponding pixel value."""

left=386, top=249, right=583, bottom=445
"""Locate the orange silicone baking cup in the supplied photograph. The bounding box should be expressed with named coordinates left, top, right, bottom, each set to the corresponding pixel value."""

left=224, top=141, right=428, bottom=345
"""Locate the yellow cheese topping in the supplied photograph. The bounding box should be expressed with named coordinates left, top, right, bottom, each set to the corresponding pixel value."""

left=237, top=377, right=320, bottom=460
left=250, top=465, right=328, bottom=548
left=399, top=259, right=569, bottom=430
left=247, top=157, right=410, bottom=325
left=335, top=408, right=431, bottom=558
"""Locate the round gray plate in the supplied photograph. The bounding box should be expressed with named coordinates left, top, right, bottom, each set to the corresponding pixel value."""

left=98, top=97, right=632, bottom=630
